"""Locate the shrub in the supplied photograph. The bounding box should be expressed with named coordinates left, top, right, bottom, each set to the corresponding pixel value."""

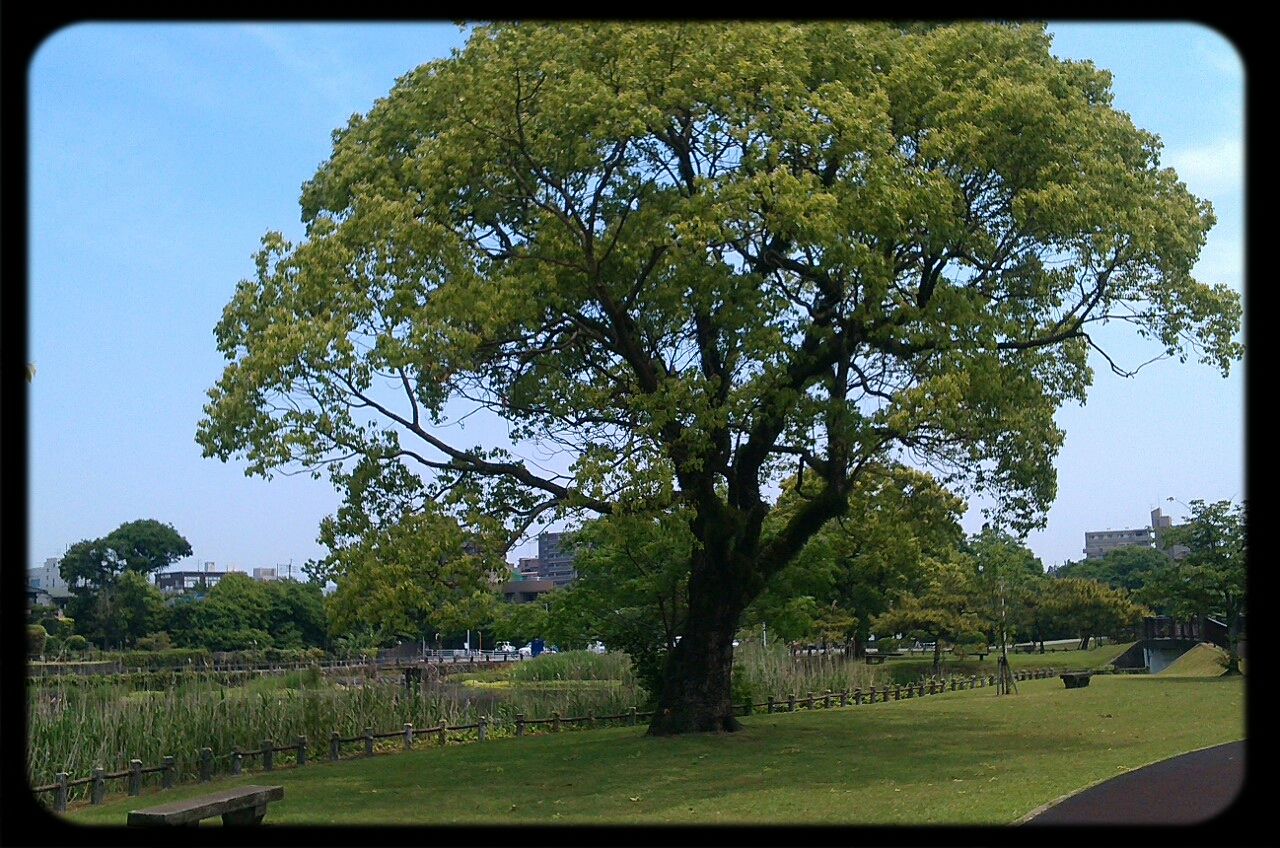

left=28, top=625, right=48, bottom=657
left=64, top=635, right=88, bottom=652
left=136, top=632, right=173, bottom=652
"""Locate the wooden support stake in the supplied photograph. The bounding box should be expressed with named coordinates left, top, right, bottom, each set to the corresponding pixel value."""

left=162, top=756, right=175, bottom=789
left=55, top=772, right=69, bottom=812
left=330, top=731, right=340, bottom=762
left=263, top=739, right=274, bottom=771
left=200, top=748, right=213, bottom=782
left=91, top=767, right=105, bottom=805
left=404, top=723, right=414, bottom=750
left=128, top=759, right=142, bottom=796
left=516, top=714, right=526, bottom=736
left=297, top=735, right=307, bottom=767
left=232, top=751, right=243, bottom=775
left=364, top=728, right=374, bottom=758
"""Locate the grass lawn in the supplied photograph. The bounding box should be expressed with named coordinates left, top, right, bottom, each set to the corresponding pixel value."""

left=880, top=642, right=1132, bottom=684
left=59, top=674, right=1242, bottom=826
left=1157, top=643, right=1239, bottom=677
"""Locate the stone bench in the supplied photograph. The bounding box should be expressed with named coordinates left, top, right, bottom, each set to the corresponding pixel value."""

left=1060, top=672, right=1093, bottom=689
left=127, top=784, right=284, bottom=826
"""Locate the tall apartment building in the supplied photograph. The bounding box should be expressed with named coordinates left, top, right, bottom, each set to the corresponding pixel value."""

left=536, top=532, right=578, bottom=586
left=1083, top=507, right=1190, bottom=561
left=510, top=531, right=579, bottom=588
left=252, top=567, right=278, bottom=582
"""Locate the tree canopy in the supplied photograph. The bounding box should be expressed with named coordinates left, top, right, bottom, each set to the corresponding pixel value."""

left=196, top=22, right=1242, bottom=733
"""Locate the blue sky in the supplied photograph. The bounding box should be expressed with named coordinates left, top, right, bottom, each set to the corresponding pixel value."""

left=26, top=22, right=1245, bottom=576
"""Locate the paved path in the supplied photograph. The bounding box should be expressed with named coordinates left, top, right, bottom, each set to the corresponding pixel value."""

left=1024, top=740, right=1245, bottom=825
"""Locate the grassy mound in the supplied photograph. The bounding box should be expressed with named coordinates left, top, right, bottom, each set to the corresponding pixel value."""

left=61, top=675, right=1243, bottom=826
left=1156, top=643, right=1231, bottom=677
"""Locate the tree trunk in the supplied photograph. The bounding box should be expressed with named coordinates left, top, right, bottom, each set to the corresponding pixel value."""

left=648, top=545, right=748, bottom=735
left=932, top=640, right=941, bottom=676
left=647, top=597, right=743, bottom=735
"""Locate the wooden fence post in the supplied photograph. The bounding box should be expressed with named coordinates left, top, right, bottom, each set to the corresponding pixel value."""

left=364, top=728, right=374, bottom=757
left=893, top=686, right=901, bottom=701
left=854, top=688, right=863, bottom=705
left=479, top=716, right=489, bottom=741
left=263, top=739, right=274, bottom=771
left=840, top=689, right=849, bottom=707
left=950, top=678, right=957, bottom=691
left=905, top=684, right=914, bottom=699
left=200, top=748, right=213, bottom=782
left=628, top=707, right=637, bottom=727
left=767, top=696, right=775, bottom=714
left=55, top=772, right=68, bottom=813
left=586, top=713, right=594, bottom=730
left=162, top=756, right=175, bottom=789
left=552, top=712, right=561, bottom=732
left=232, top=750, right=243, bottom=775
left=129, top=759, right=143, bottom=796
left=91, top=767, right=105, bottom=805
left=824, top=690, right=832, bottom=709
left=330, top=731, right=340, bottom=762
left=516, top=714, right=527, bottom=736
left=438, top=722, right=447, bottom=746
left=788, top=693, right=796, bottom=712
left=404, top=723, right=414, bottom=750
left=297, top=735, right=307, bottom=767
left=806, top=691, right=815, bottom=709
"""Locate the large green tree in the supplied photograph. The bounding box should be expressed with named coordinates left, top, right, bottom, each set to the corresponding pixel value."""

left=60, top=519, right=192, bottom=648
left=196, top=23, right=1241, bottom=733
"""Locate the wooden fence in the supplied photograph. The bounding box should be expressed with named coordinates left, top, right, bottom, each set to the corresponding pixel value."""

left=32, top=667, right=1060, bottom=812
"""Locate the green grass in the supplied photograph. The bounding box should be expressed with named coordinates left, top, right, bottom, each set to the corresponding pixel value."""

left=1157, top=643, right=1231, bottom=677
left=60, top=675, right=1243, bottom=826
left=878, top=642, right=1133, bottom=684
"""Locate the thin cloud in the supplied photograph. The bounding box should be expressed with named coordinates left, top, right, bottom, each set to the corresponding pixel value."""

left=1164, top=137, right=1243, bottom=201
left=239, top=24, right=368, bottom=111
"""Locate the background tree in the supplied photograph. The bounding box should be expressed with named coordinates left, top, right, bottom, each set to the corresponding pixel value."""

left=967, top=526, right=1044, bottom=652
left=197, top=22, right=1242, bottom=734
left=1140, top=500, right=1245, bottom=673
left=1053, top=546, right=1174, bottom=596
left=322, top=511, right=501, bottom=647
left=541, top=512, right=693, bottom=693
left=747, top=465, right=966, bottom=655
left=872, top=555, right=985, bottom=674
left=1039, top=577, right=1147, bottom=650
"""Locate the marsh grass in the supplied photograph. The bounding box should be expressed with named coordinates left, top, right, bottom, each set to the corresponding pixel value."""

left=27, top=655, right=644, bottom=802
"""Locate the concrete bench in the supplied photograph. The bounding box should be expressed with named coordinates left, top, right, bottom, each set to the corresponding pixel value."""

left=127, top=784, right=284, bottom=826
left=1060, top=672, right=1093, bottom=689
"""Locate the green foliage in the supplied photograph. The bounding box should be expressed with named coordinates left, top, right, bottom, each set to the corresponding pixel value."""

left=488, top=600, right=550, bottom=648
left=60, top=519, right=192, bottom=589
left=1140, top=500, right=1245, bottom=671
left=872, top=555, right=986, bottom=665
left=967, top=526, right=1045, bottom=644
left=135, top=631, right=173, bottom=652
left=541, top=512, right=693, bottom=694
left=508, top=650, right=635, bottom=683
left=194, top=22, right=1241, bottom=724
left=1039, top=577, right=1148, bottom=649
left=1055, top=546, right=1174, bottom=594
left=749, top=465, right=967, bottom=647
left=28, top=624, right=48, bottom=657
left=63, top=634, right=89, bottom=652
left=168, top=575, right=329, bottom=652
left=323, top=511, right=499, bottom=645
left=59, top=519, right=191, bottom=648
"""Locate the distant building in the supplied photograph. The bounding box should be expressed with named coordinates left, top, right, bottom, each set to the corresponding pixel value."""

left=1083, top=507, right=1190, bottom=561
left=1150, top=508, right=1191, bottom=560
left=499, top=578, right=558, bottom=604
left=155, top=569, right=229, bottom=595
left=507, top=531, right=579, bottom=587
left=29, top=557, right=70, bottom=593
left=252, top=567, right=278, bottom=582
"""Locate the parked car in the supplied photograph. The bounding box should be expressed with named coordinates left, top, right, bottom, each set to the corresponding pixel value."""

left=518, top=643, right=533, bottom=657
left=587, top=641, right=607, bottom=654
left=495, top=642, right=516, bottom=654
